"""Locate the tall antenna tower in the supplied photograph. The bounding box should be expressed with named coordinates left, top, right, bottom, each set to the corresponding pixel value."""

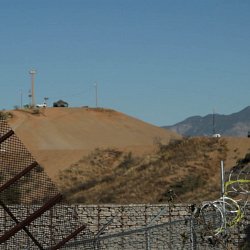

left=29, top=69, right=36, bottom=107
left=20, top=89, right=23, bottom=108
left=212, top=108, right=216, bottom=135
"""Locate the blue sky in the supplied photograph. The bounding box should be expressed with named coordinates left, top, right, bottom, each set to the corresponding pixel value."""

left=0, top=0, right=250, bottom=126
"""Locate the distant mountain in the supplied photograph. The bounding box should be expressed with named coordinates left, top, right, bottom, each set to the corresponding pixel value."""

left=164, top=106, right=250, bottom=137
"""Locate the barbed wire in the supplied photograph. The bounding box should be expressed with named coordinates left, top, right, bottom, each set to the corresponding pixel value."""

left=196, top=163, right=250, bottom=240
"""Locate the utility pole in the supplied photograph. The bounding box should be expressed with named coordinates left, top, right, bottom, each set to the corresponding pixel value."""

left=29, top=69, right=36, bottom=107
left=94, top=82, right=98, bottom=107
left=212, top=108, right=216, bottom=135
left=28, top=90, right=32, bottom=107
left=44, top=97, right=49, bottom=106
left=20, top=89, right=23, bottom=108
left=220, top=160, right=227, bottom=231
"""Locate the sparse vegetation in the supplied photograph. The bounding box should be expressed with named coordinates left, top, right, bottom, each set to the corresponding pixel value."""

left=31, top=108, right=40, bottom=114
left=0, top=111, right=13, bottom=120
left=90, top=107, right=115, bottom=113
left=236, top=152, right=250, bottom=165
left=12, top=106, right=42, bottom=116
left=56, top=137, right=228, bottom=204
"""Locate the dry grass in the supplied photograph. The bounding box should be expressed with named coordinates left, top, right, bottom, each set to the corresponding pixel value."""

left=7, top=108, right=250, bottom=204
left=0, top=111, right=13, bottom=120
left=56, top=137, right=229, bottom=204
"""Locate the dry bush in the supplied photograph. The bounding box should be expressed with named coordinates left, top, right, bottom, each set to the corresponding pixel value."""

left=56, top=137, right=229, bottom=204
left=0, top=111, right=13, bottom=120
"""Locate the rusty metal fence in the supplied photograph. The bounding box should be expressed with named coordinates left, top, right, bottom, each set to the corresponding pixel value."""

left=0, top=118, right=93, bottom=249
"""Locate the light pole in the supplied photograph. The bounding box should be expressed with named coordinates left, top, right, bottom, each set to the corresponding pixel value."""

left=94, top=82, right=98, bottom=107
left=20, top=89, right=23, bottom=109
left=29, top=69, right=36, bottom=107
left=28, top=90, right=32, bottom=108
left=220, top=160, right=226, bottom=231
left=212, top=108, right=216, bottom=135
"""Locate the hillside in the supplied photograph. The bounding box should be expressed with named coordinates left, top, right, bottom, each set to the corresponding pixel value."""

left=56, top=136, right=250, bottom=203
left=5, top=108, right=250, bottom=204
left=7, top=107, right=180, bottom=179
left=164, top=106, right=250, bottom=137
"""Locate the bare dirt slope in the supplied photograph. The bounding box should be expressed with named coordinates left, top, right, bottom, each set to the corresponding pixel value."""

left=8, top=108, right=180, bottom=179
left=224, top=137, right=250, bottom=168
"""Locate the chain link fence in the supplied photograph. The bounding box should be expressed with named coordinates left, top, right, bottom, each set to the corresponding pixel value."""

left=63, top=215, right=245, bottom=249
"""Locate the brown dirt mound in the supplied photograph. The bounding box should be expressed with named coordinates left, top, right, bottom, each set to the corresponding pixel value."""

left=8, top=108, right=180, bottom=180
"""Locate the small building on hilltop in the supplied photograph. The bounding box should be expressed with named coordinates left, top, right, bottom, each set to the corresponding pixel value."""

left=53, top=100, right=69, bottom=107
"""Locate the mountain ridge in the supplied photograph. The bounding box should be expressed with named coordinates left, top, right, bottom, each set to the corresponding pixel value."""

left=164, top=106, right=250, bottom=137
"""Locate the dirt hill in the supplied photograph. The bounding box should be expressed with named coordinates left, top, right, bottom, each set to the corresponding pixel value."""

left=5, top=108, right=250, bottom=204
left=8, top=107, right=180, bottom=180
left=54, top=136, right=250, bottom=204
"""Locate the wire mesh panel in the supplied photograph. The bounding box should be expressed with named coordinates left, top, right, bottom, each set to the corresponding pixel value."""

left=89, top=219, right=208, bottom=250
left=0, top=118, right=92, bottom=249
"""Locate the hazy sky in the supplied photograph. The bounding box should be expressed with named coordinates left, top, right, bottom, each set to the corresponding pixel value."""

left=0, top=0, right=249, bottom=126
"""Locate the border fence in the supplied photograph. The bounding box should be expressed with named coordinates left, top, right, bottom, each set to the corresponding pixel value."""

left=1, top=203, right=248, bottom=249
left=0, top=118, right=93, bottom=249
left=0, top=117, right=249, bottom=249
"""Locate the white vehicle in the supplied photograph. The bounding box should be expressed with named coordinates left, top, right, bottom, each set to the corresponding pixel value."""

left=36, top=103, right=47, bottom=108
left=212, top=133, right=221, bottom=138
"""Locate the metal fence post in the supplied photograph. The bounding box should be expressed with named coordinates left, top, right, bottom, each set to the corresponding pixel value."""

left=146, top=228, right=151, bottom=250
left=146, top=206, right=167, bottom=250
left=190, top=216, right=197, bottom=250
